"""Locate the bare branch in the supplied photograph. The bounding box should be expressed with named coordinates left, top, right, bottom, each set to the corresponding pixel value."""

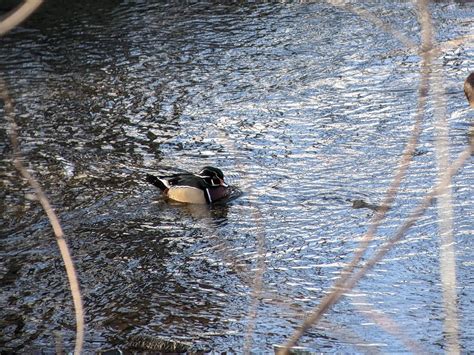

left=278, top=1, right=471, bottom=352
left=279, top=134, right=472, bottom=354
left=338, top=140, right=472, bottom=316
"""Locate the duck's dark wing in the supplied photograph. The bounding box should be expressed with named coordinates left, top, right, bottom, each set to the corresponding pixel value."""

left=169, top=174, right=208, bottom=189
left=146, top=174, right=168, bottom=191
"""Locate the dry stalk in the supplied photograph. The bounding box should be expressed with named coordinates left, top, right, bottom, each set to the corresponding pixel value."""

left=419, top=0, right=461, bottom=349
left=315, top=0, right=431, bottom=308
left=0, top=0, right=43, bottom=36
left=215, top=127, right=269, bottom=353
left=206, top=227, right=252, bottom=285
left=0, top=79, right=84, bottom=355
left=190, top=178, right=268, bottom=353
left=243, top=205, right=267, bottom=354
left=336, top=139, right=473, bottom=323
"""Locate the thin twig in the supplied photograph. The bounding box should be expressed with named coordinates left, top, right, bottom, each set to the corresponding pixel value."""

left=275, top=317, right=384, bottom=355
left=0, top=0, right=43, bottom=36
left=317, top=318, right=383, bottom=355
left=326, top=0, right=417, bottom=50
left=429, top=34, right=474, bottom=58
left=336, top=140, right=472, bottom=315
left=1, top=79, right=84, bottom=355
left=353, top=296, right=427, bottom=354
left=327, top=1, right=474, bottom=59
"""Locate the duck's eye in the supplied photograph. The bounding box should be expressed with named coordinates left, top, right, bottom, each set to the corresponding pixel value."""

left=211, top=177, right=221, bottom=186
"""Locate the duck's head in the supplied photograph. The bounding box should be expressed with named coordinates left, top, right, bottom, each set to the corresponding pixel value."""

left=464, top=72, right=474, bottom=108
left=198, top=166, right=228, bottom=187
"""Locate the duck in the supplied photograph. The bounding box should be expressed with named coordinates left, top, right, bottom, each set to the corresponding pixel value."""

left=465, top=72, right=474, bottom=108
left=146, top=166, right=231, bottom=204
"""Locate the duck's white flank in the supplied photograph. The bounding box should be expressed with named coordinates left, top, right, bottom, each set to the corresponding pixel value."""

left=167, top=186, right=207, bottom=204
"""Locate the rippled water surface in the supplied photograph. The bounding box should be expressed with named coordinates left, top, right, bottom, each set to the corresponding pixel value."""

left=1, top=1, right=473, bottom=353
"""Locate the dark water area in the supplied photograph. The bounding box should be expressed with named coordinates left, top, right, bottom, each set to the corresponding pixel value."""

left=1, top=1, right=473, bottom=353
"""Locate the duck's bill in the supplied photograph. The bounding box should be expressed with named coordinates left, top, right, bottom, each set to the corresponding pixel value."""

left=219, top=179, right=229, bottom=187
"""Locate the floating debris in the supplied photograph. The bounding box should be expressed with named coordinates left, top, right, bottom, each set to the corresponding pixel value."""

left=351, top=199, right=382, bottom=212
left=273, top=344, right=316, bottom=355
left=126, top=334, right=193, bottom=353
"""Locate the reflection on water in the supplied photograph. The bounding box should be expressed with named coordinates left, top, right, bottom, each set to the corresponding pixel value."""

left=1, top=1, right=473, bottom=353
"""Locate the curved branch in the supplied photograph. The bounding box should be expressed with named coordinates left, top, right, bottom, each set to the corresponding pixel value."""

left=1, top=79, right=84, bottom=355
left=0, top=0, right=43, bottom=36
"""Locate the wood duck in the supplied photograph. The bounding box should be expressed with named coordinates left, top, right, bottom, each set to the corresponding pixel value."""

left=146, top=166, right=231, bottom=204
left=465, top=72, right=474, bottom=108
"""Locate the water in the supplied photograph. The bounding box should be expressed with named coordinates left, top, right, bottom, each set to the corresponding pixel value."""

left=1, top=1, right=473, bottom=353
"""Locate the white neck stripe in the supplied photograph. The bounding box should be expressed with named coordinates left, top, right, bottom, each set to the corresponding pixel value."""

left=205, top=188, right=212, bottom=203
